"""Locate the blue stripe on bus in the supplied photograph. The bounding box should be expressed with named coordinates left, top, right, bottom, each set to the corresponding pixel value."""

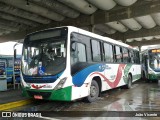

left=72, top=63, right=104, bottom=87
left=23, top=72, right=63, bottom=83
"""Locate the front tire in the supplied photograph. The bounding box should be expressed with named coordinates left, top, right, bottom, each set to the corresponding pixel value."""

left=85, top=80, right=99, bottom=103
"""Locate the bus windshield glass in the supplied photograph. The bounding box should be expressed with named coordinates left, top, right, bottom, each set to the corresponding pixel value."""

left=22, top=28, right=67, bottom=76
left=149, top=49, right=160, bottom=70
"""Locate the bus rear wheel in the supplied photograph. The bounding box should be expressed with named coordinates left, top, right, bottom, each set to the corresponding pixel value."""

left=85, top=80, right=99, bottom=103
left=126, top=74, right=132, bottom=89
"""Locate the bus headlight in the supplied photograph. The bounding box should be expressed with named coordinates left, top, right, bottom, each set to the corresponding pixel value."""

left=149, top=70, right=154, bottom=74
left=54, top=77, right=67, bottom=90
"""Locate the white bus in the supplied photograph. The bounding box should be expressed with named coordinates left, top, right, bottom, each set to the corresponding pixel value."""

left=21, top=26, right=141, bottom=102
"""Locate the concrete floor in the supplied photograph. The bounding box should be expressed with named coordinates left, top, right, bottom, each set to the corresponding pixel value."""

left=4, top=80, right=160, bottom=120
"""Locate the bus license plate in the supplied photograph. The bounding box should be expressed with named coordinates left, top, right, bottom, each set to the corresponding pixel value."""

left=34, top=95, right=43, bottom=99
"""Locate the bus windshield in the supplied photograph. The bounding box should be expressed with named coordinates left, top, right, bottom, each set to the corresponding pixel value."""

left=22, top=29, right=67, bottom=76
left=149, top=52, right=160, bottom=70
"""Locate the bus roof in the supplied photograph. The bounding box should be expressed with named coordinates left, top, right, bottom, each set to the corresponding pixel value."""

left=26, top=26, right=133, bottom=49
left=70, top=26, right=132, bottom=49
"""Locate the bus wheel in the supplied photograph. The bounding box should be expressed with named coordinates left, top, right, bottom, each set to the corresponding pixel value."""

left=126, top=74, right=132, bottom=89
left=85, top=80, right=99, bottom=103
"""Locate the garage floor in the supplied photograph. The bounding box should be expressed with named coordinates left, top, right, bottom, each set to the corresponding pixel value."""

left=5, top=80, right=160, bottom=120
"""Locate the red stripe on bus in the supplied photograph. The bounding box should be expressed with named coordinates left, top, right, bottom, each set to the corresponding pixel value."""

left=90, top=64, right=125, bottom=88
left=31, top=84, right=46, bottom=89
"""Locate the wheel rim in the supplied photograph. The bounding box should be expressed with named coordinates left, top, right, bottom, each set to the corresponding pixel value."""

left=90, top=85, right=97, bottom=97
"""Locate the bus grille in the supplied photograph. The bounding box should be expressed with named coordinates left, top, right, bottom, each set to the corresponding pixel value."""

left=27, top=91, right=51, bottom=99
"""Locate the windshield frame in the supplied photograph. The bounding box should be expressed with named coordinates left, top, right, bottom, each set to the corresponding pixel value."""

left=21, top=27, right=68, bottom=77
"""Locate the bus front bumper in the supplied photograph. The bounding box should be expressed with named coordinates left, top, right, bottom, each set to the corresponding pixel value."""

left=148, top=74, right=160, bottom=80
left=21, top=86, right=72, bottom=101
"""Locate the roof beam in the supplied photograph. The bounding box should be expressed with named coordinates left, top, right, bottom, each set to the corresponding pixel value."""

left=125, top=26, right=160, bottom=39
left=58, top=0, right=160, bottom=26
left=2, top=23, right=160, bottom=42
left=0, top=22, right=59, bottom=42
left=60, top=0, right=160, bottom=26
left=127, top=39, right=160, bottom=46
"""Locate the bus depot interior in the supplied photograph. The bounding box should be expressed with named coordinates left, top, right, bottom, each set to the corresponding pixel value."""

left=0, top=0, right=160, bottom=119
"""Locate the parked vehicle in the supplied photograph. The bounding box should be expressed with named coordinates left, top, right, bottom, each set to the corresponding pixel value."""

left=21, top=26, right=141, bottom=102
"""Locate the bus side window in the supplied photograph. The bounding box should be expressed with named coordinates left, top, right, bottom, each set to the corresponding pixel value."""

left=129, top=50, right=134, bottom=63
left=115, top=46, right=122, bottom=63
left=91, top=40, right=102, bottom=62
left=71, top=42, right=87, bottom=65
left=103, top=43, right=114, bottom=62
left=122, top=47, right=129, bottom=63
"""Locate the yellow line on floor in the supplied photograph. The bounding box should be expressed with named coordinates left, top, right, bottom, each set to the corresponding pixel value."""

left=0, top=99, right=33, bottom=111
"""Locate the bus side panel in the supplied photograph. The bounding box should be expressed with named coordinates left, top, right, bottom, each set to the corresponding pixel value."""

left=102, top=64, right=136, bottom=90
left=71, top=63, right=104, bottom=100
left=124, top=64, right=141, bottom=83
left=71, top=63, right=142, bottom=101
left=102, top=63, right=141, bottom=90
left=102, top=64, right=125, bottom=91
left=71, top=63, right=141, bottom=100
left=134, top=64, right=141, bottom=81
left=71, top=83, right=90, bottom=100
